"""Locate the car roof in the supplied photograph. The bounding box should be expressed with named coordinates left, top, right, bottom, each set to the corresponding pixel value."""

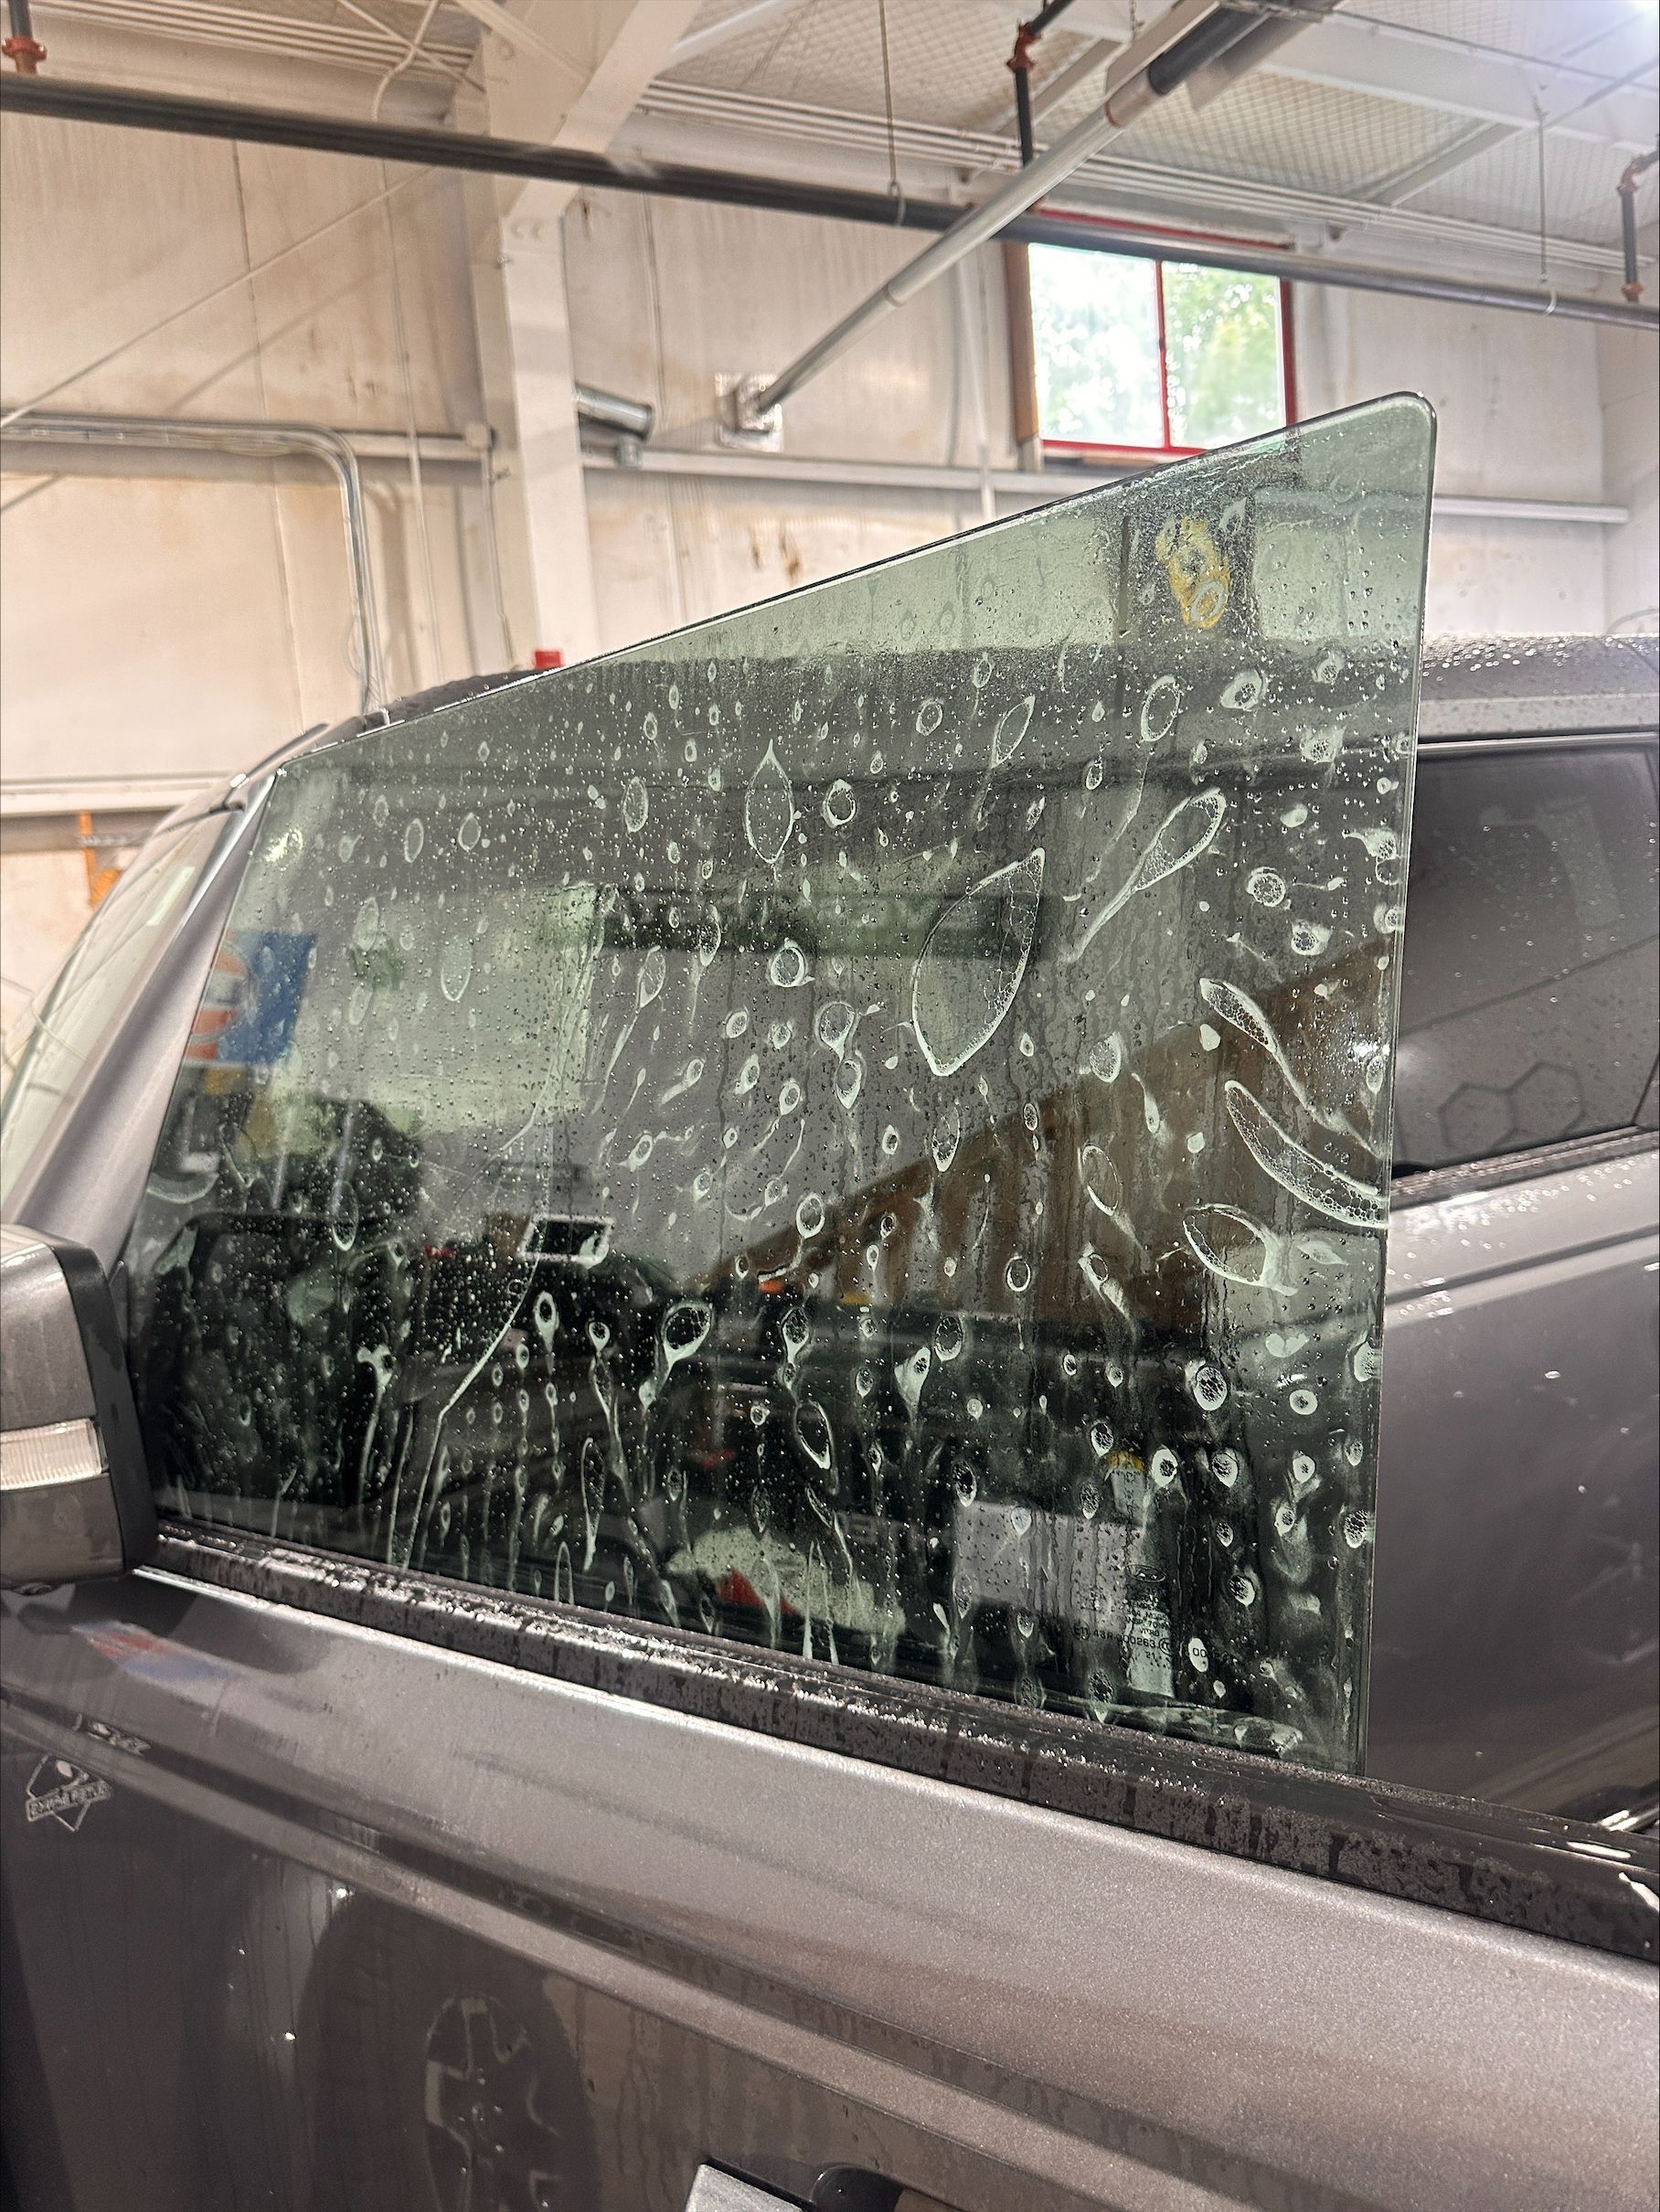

left=175, top=632, right=1660, bottom=835
left=1418, top=634, right=1660, bottom=739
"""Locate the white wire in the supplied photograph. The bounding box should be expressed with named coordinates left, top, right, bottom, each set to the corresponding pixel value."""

left=369, top=0, right=443, bottom=121
left=0, top=171, right=431, bottom=432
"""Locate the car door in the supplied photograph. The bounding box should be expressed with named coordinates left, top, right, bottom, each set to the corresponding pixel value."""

left=1370, top=728, right=1660, bottom=1820
left=5, top=394, right=1656, bottom=2212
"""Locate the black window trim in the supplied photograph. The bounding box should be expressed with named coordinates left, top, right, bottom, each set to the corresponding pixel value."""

left=151, top=1516, right=1658, bottom=1965
left=1391, top=1124, right=1659, bottom=1213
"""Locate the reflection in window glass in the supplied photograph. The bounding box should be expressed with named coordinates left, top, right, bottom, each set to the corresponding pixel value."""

left=1029, top=248, right=1163, bottom=449
left=125, top=399, right=1435, bottom=1773
left=0, top=819, right=218, bottom=1210
left=1392, top=742, right=1659, bottom=1174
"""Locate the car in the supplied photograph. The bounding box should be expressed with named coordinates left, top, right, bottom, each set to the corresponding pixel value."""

left=2, top=397, right=1655, bottom=2212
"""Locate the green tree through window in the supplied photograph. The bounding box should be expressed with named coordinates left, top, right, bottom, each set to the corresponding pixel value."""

left=1164, top=264, right=1283, bottom=447
left=1029, top=244, right=1287, bottom=453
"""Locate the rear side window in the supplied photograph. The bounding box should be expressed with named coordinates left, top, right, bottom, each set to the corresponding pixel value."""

left=124, top=398, right=1434, bottom=1775
left=1393, top=742, right=1659, bottom=1175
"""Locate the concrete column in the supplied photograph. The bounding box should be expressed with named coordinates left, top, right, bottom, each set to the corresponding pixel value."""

left=470, top=179, right=600, bottom=666
left=458, top=0, right=698, bottom=665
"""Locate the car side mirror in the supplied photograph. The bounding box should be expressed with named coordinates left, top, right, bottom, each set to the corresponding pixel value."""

left=0, top=1224, right=157, bottom=1589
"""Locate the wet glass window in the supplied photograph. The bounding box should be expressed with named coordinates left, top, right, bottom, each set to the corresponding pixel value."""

left=1393, top=741, right=1660, bottom=1175
left=124, top=397, right=1433, bottom=1774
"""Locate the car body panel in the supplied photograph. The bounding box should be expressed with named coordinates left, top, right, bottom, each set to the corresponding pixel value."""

left=2, top=1565, right=1655, bottom=2212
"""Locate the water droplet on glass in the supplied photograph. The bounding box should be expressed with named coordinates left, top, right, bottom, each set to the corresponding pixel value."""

left=745, top=740, right=795, bottom=864
left=1247, top=868, right=1287, bottom=909
left=440, top=934, right=473, bottom=1003
left=916, top=697, right=943, bottom=737
left=896, top=1347, right=932, bottom=1419
left=457, top=812, right=481, bottom=851
left=824, top=778, right=856, bottom=828
left=1225, top=1082, right=1386, bottom=1229
left=1071, top=790, right=1226, bottom=961
left=403, top=818, right=424, bottom=862
left=911, top=850, right=1043, bottom=1078
left=768, top=939, right=808, bottom=989
left=1187, top=1360, right=1229, bottom=1412
left=638, top=944, right=666, bottom=1008
left=1089, top=1034, right=1123, bottom=1084
left=1139, top=675, right=1182, bottom=746
left=991, top=693, right=1035, bottom=767
left=622, top=777, right=648, bottom=835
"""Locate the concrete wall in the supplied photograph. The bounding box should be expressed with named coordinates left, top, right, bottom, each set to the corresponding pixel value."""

left=1291, top=283, right=1619, bottom=635
left=1598, top=322, right=1660, bottom=636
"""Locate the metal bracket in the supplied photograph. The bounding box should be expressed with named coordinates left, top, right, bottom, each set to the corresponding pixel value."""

left=716, top=373, right=782, bottom=450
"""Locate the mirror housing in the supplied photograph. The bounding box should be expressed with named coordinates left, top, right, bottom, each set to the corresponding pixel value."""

left=0, top=1224, right=157, bottom=1588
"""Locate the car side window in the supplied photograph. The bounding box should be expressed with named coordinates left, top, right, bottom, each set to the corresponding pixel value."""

left=1392, top=741, right=1660, bottom=1175
left=124, top=397, right=1433, bottom=1775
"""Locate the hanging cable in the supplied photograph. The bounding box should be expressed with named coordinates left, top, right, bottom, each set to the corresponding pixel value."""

left=876, top=0, right=901, bottom=205
left=369, top=0, right=442, bottom=121
left=1, top=168, right=431, bottom=431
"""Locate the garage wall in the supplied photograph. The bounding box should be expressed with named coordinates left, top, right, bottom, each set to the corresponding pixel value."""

left=4, top=38, right=1655, bottom=1034
left=0, top=16, right=497, bottom=796
left=1598, top=321, right=1660, bottom=636
left=564, top=188, right=1015, bottom=650
left=1290, top=283, right=1621, bottom=635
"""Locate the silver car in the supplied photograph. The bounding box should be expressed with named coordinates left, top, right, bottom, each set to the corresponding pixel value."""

left=2, top=399, right=1655, bottom=2212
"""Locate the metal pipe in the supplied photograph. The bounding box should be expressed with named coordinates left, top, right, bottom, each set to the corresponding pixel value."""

left=1007, top=0, right=1083, bottom=167
left=579, top=439, right=1631, bottom=525
left=745, top=0, right=1253, bottom=420
left=1617, top=149, right=1657, bottom=303
left=3, top=410, right=386, bottom=707
left=4, top=0, right=45, bottom=72
left=3, top=74, right=1655, bottom=330
left=573, top=382, right=655, bottom=441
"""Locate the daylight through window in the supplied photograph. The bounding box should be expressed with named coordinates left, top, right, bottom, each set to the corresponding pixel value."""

left=1030, top=243, right=1292, bottom=459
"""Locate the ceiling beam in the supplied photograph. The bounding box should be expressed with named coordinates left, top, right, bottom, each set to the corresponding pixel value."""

left=1263, top=11, right=1658, bottom=154
left=1025, top=0, right=1656, bottom=154
left=671, top=0, right=809, bottom=66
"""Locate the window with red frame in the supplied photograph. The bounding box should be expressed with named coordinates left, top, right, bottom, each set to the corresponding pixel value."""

left=1029, top=243, right=1293, bottom=461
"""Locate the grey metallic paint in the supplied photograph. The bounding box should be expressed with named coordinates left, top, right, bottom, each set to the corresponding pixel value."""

left=2, top=1569, right=1655, bottom=2212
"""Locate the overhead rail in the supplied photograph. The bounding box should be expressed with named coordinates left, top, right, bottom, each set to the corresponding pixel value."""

left=2, top=73, right=1655, bottom=332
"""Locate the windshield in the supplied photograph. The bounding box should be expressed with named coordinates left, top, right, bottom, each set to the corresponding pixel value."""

left=1, top=815, right=223, bottom=1211
left=125, top=396, right=1435, bottom=1772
